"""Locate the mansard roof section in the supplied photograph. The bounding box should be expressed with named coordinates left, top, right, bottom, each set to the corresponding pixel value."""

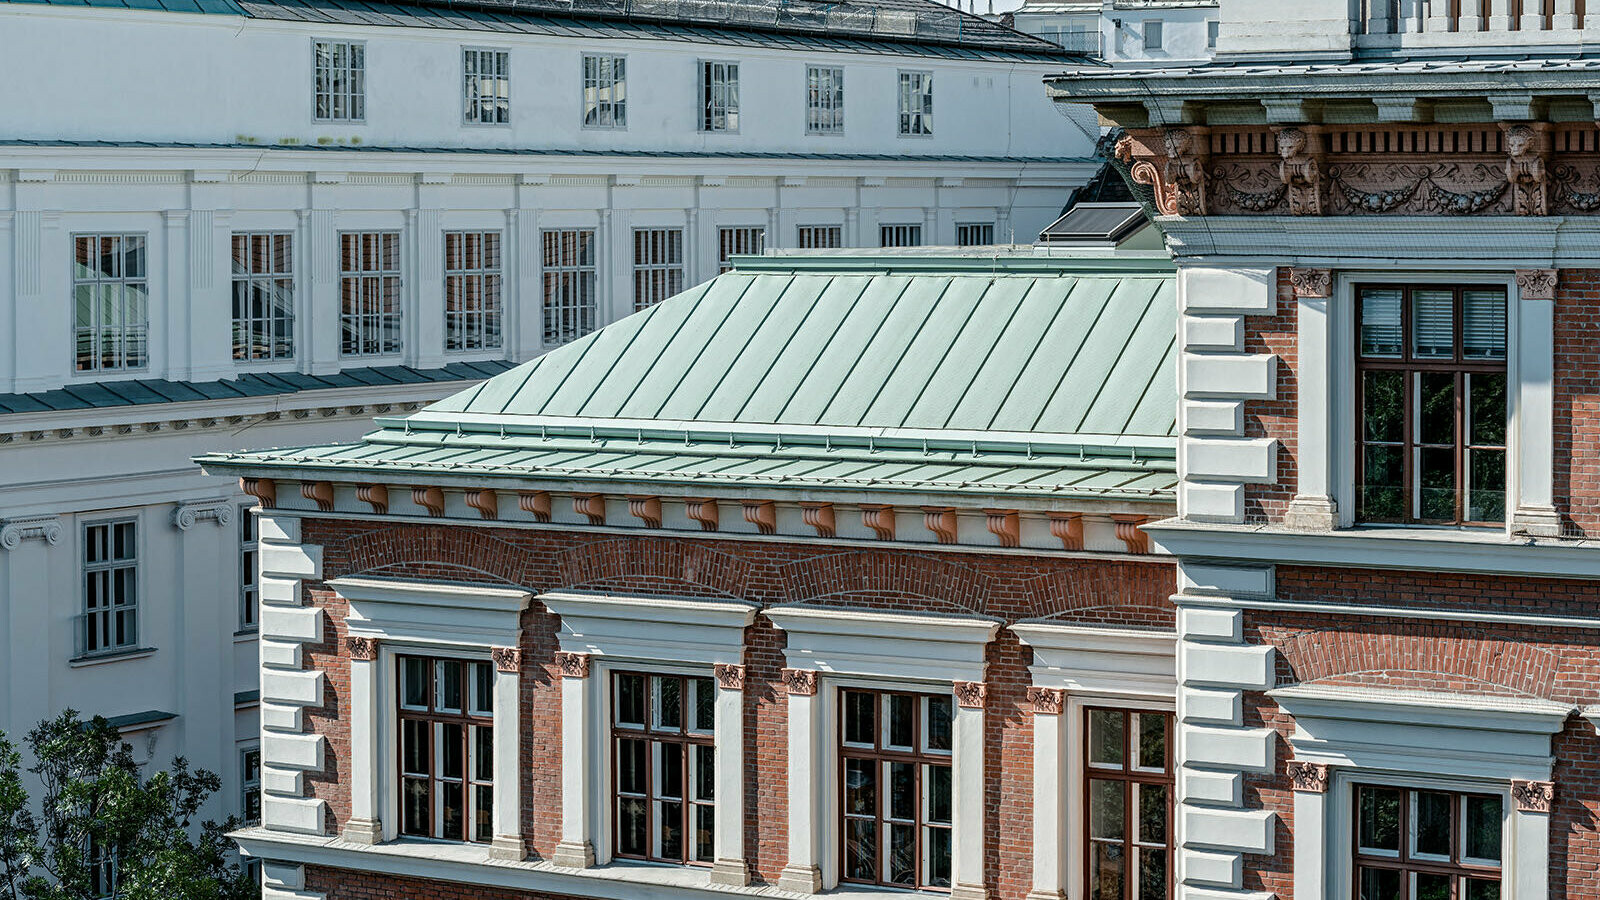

left=0, top=0, right=1077, bottom=61
left=1047, top=57, right=1600, bottom=126
left=419, top=253, right=1178, bottom=442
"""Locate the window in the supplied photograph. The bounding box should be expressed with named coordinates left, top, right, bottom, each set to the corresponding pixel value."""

left=239, top=507, right=258, bottom=632
left=81, top=520, right=137, bottom=657
left=87, top=837, right=118, bottom=899
left=313, top=40, right=364, bottom=121
left=1143, top=20, right=1164, bottom=50
left=444, top=231, right=503, bottom=351
left=583, top=54, right=626, bottom=128
left=898, top=71, right=933, bottom=136
left=1084, top=708, right=1173, bottom=900
left=462, top=48, right=510, bottom=125
left=839, top=688, right=954, bottom=889
left=1207, top=20, right=1219, bottom=49
left=957, top=223, right=995, bottom=247
left=806, top=65, right=844, bottom=135
left=398, top=655, right=495, bottom=843
left=797, top=225, right=843, bottom=249
left=718, top=226, right=764, bottom=274
left=611, top=672, right=716, bottom=865
left=241, top=746, right=262, bottom=825
left=633, top=228, right=684, bottom=310
left=542, top=229, right=597, bottom=345
left=1353, top=785, right=1502, bottom=900
left=339, top=232, right=402, bottom=357
left=881, top=224, right=923, bottom=248
left=1355, top=284, right=1508, bottom=525
left=73, top=234, right=148, bottom=373
left=700, top=61, right=739, bottom=132
left=231, top=233, right=294, bottom=361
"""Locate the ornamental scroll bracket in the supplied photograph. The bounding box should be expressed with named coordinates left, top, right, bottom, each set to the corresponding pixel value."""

left=173, top=499, right=234, bottom=531
left=0, top=515, right=62, bottom=551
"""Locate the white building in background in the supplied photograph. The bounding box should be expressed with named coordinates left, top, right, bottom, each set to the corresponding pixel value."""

left=1010, top=0, right=1218, bottom=65
left=0, top=0, right=1093, bottom=824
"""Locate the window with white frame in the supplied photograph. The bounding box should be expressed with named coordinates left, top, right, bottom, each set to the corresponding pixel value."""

left=797, top=225, right=843, bottom=249
left=633, top=228, right=684, bottom=310
left=1143, top=20, right=1164, bottom=50
left=881, top=224, right=923, bottom=248
left=898, top=71, right=933, bottom=136
left=956, top=223, right=996, bottom=247
left=1353, top=784, right=1501, bottom=900
left=700, top=61, right=740, bottom=132
left=444, top=231, right=503, bottom=351
left=81, top=520, right=137, bottom=657
left=73, top=234, right=148, bottom=373
left=542, top=229, right=597, bottom=345
left=718, top=226, right=764, bottom=274
left=583, top=54, right=626, bottom=128
left=806, top=65, right=844, bottom=135
left=238, top=507, right=257, bottom=632
left=840, top=688, right=954, bottom=889
left=313, top=40, right=364, bottom=121
left=399, top=655, right=496, bottom=843
left=462, top=48, right=510, bottom=125
left=231, top=232, right=294, bottom=361
left=339, top=232, right=402, bottom=357
left=612, top=672, right=717, bottom=865
left=1207, top=20, right=1219, bottom=49
left=241, top=745, right=262, bottom=825
left=1085, top=707, right=1173, bottom=900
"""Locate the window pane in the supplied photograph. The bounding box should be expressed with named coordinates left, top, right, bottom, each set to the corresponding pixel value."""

left=402, top=658, right=428, bottom=707
left=619, top=797, right=647, bottom=855
left=1419, top=446, right=1457, bottom=520
left=1089, top=778, right=1125, bottom=840
left=1362, top=444, right=1406, bottom=520
left=844, top=690, right=875, bottom=745
left=1413, top=790, right=1452, bottom=857
left=1138, top=846, right=1168, bottom=900
left=616, top=673, right=646, bottom=727
left=845, top=819, right=877, bottom=881
left=1464, top=795, right=1503, bottom=861
left=654, top=676, right=682, bottom=731
left=474, top=784, right=493, bottom=842
left=1470, top=373, right=1507, bottom=446
left=618, top=738, right=647, bottom=794
left=1360, top=289, right=1403, bottom=357
left=473, top=725, right=493, bottom=782
left=659, top=800, right=683, bottom=859
left=844, top=758, right=875, bottom=815
left=438, top=661, right=463, bottom=712
left=441, top=781, right=464, bottom=841
left=440, top=723, right=463, bottom=779
left=1358, top=867, right=1401, bottom=900
left=402, top=778, right=429, bottom=835
left=1418, top=372, right=1455, bottom=447
left=1364, top=370, right=1405, bottom=444
left=1465, top=878, right=1502, bottom=900
left=694, top=677, right=715, bottom=732
left=694, top=804, right=714, bottom=861
left=657, top=741, right=684, bottom=799
left=471, top=662, right=494, bottom=716
left=887, top=694, right=915, bottom=750
left=1090, top=841, right=1126, bottom=900
left=926, top=764, right=952, bottom=824
left=402, top=719, right=429, bottom=775
left=1136, top=713, right=1166, bottom=770
left=1469, top=448, right=1506, bottom=522
left=1089, top=709, right=1125, bottom=768
left=888, top=824, right=915, bottom=885
left=1462, top=290, right=1507, bottom=360
left=1138, top=783, right=1167, bottom=844
left=1412, top=290, right=1455, bottom=358
left=1359, top=786, right=1402, bottom=853
left=889, top=761, right=915, bottom=821
left=693, top=744, right=715, bottom=801
left=1414, top=872, right=1450, bottom=900
left=925, top=826, right=952, bottom=887
left=926, top=695, right=953, bottom=752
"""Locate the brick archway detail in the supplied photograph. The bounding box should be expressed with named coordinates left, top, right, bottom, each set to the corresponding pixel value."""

left=554, top=538, right=751, bottom=597
left=1022, top=563, right=1176, bottom=620
left=335, top=526, right=535, bottom=587
left=775, top=550, right=990, bottom=614
left=1276, top=628, right=1561, bottom=699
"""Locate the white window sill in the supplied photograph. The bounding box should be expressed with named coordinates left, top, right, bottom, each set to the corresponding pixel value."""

left=69, top=647, right=156, bottom=668
left=232, top=827, right=949, bottom=900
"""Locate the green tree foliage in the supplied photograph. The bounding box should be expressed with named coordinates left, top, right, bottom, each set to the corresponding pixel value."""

left=0, top=712, right=258, bottom=900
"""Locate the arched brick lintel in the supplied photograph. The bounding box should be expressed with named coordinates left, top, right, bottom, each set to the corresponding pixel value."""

left=554, top=538, right=751, bottom=598
left=1276, top=627, right=1562, bottom=699
left=775, top=550, right=990, bottom=614
left=332, top=525, right=536, bottom=587
left=1022, top=562, right=1177, bottom=621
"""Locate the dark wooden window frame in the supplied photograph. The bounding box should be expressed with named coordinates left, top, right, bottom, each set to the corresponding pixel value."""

left=1082, top=706, right=1175, bottom=900
left=1351, top=784, right=1503, bottom=899
left=609, top=670, right=717, bottom=866
left=1354, top=282, right=1509, bottom=526
left=837, top=687, right=955, bottom=892
left=397, top=654, right=494, bottom=843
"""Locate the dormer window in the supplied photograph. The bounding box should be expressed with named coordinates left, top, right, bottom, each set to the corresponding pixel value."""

left=1355, top=284, right=1507, bottom=526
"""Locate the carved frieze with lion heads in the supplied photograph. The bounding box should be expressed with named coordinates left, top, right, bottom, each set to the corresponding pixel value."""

left=1113, top=121, right=1600, bottom=218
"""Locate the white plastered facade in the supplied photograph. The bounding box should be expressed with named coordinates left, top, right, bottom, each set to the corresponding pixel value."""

left=764, top=604, right=1000, bottom=900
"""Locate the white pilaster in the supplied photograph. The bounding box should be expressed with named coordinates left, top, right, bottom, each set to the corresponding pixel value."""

left=1025, top=694, right=1066, bottom=900
left=412, top=207, right=445, bottom=369
left=950, top=697, right=988, bottom=900
left=305, top=198, right=340, bottom=375
left=710, top=668, right=749, bottom=886
left=0, top=515, right=61, bottom=735
left=778, top=677, right=824, bottom=894
left=553, top=653, right=596, bottom=868
left=342, top=648, right=382, bottom=844
left=490, top=649, right=525, bottom=860
left=1286, top=272, right=1336, bottom=530
left=1513, top=274, right=1558, bottom=535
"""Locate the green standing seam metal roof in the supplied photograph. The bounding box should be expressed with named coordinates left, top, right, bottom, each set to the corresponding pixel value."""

left=201, top=254, right=1179, bottom=501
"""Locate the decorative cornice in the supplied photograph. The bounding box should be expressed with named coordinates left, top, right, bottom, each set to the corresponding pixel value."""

left=1287, top=267, right=1333, bottom=299
left=465, top=489, right=499, bottom=520
left=922, top=507, right=958, bottom=544
left=800, top=502, right=836, bottom=538
left=0, top=515, right=62, bottom=550
left=985, top=509, right=1020, bottom=548
left=742, top=500, right=777, bottom=536
left=357, top=484, right=389, bottom=515
left=954, top=680, right=987, bottom=709
left=518, top=491, right=552, bottom=523
left=714, top=663, right=746, bottom=691
left=781, top=668, right=818, bottom=696
left=573, top=494, right=607, bottom=527
left=241, top=477, right=277, bottom=509
left=685, top=498, right=720, bottom=532
left=412, top=486, right=445, bottom=517
left=173, top=498, right=234, bottom=531
left=345, top=636, right=379, bottom=661
left=554, top=651, right=590, bottom=679
left=1112, top=514, right=1151, bottom=554
left=861, top=504, right=897, bottom=541
left=1026, top=686, right=1063, bottom=715
left=1511, top=778, right=1555, bottom=812
left=0, top=401, right=427, bottom=447
left=1287, top=760, right=1330, bottom=793
left=301, top=481, right=335, bottom=513
left=628, top=496, right=662, bottom=529
left=491, top=646, right=522, bottom=673
left=1047, top=511, right=1084, bottom=551
left=1516, top=267, right=1558, bottom=300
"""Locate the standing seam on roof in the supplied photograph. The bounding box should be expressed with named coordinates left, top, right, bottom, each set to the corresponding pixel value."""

left=936, top=278, right=1044, bottom=430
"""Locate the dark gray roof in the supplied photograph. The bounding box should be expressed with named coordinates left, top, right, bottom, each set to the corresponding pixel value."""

left=0, top=139, right=1091, bottom=165
left=3, top=0, right=1075, bottom=60
left=1039, top=202, right=1147, bottom=244
left=0, top=361, right=517, bottom=416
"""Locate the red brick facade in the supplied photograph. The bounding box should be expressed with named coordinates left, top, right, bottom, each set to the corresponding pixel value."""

left=1241, top=269, right=1300, bottom=525
left=291, top=520, right=1175, bottom=897
left=1554, top=269, right=1600, bottom=537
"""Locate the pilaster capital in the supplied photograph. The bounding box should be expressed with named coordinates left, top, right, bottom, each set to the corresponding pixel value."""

left=953, top=681, right=987, bottom=710
left=345, top=636, right=379, bottom=661
left=1026, top=686, right=1064, bottom=715
left=1511, top=778, right=1554, bottom=813
left=1287, top=760, right=1330, bottom=793
left=714, top=663, right=746, bottom=691
left=782, top=668, right=818, bottom=696
left=492, top=646, right=523, bottom=673
left=0, top=515, right=61, bottom=550
left=173, top=498, right=234, bottom=531
left=1287, top=267, right=1333, bottom=299
left=554, top=651, right=590, bottom=679
left=1515, top=268, right=1558, bottom=301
